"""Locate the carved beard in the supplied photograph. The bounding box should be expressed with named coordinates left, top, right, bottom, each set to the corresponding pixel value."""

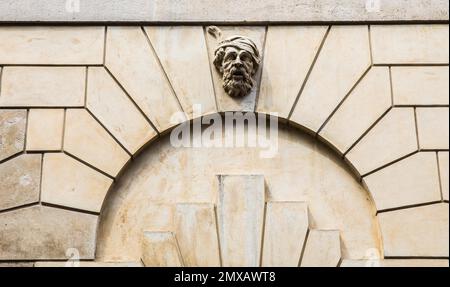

left=222, top=66, right=254, bottom=98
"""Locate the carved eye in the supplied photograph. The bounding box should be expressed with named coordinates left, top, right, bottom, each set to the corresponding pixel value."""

left=240, top=53, right=250, bottom=62
left=224, top=52, right=237, bottom=62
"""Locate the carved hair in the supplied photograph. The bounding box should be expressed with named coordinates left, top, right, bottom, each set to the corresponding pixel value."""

left=213, top=36, right=261, bottom=75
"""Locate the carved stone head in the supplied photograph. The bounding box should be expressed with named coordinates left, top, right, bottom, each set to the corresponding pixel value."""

left=213, top=36, right=261, bottom=98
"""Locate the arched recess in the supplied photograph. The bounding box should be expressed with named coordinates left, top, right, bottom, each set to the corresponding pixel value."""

left=94, top=115, right=382, bottom=267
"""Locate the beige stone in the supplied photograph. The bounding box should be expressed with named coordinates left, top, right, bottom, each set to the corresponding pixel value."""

left=392, top=66, right=449, bottom=106
left=205, top=26, right=266, bottom=112
left=86, top=67, right=157, bottom=154
left=0, top=67, right=85, bottom=107
left=105, top=26, right=183, bottom=131
left=378, top=203, right=449, bottom=257
left=96, top=125, right=380, bottom=262
left=363, top=153, right=441, bottom=211
left=174, top=203, right=220, bottom=267
left=346, top=108, right=418, bottom=176
left=26, top=109, right=64, bottom=151
left=64, top=109, right=130, bottom=177
left=0, top=205, right=97, bottom=260
left=141, top=232, right=183, bottom=267
left=320, top=67, right=391, bottom=153
left=144, top=26, right=216, bottom=118
left=34, top=261, right=142, bottom=267
left=341, top=259, right=449, bottom=267
left=416, top=107, right=449, bottom=150
left=291, top=25, right=371, bottom=133
left=257, top=26, right=328, bottom=118
left=371, top=25, right=449, bottom=64
left=217, top=175, right=265, bottom=267
left=300, top=230, right=341, bottom=267
left=438, top=152, right=449, bottom=201
left=0, top=26, right=104, bottom=65
left=0, top=110, right=26, bottom=161
left=262, top=202, right=308, bottom=267
left=41, top=153, right=113, bottom=213
left=0, top=154, right=41, bottom=211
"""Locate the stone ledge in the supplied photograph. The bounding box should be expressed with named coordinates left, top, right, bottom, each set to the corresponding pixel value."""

left=0, top=0, right=448, bottom=23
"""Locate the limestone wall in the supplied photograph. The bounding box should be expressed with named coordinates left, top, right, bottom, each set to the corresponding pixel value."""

left=0, top=24, right=448, bottom=267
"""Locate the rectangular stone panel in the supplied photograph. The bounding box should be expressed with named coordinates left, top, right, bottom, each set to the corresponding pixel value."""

left=392, top=66, right=449, bottom=106
left=378, top=203, right=449, bottom=257
left=26, top=109, right=64, bottom=151
left=416, top=108, right=449, bottom=150
left=300, top=230, right=341, bottom=267
left=1, top=0, right=447, bottom=22
left=217, top=175, right=265, bottom=267
left=141, top=232, right=183, bottom=267
left=175, top=203, right=221, bottom=267
left=262, top=202, right=309, bottom=267
left=371, top=25, right=449, bottom=64
left=0, top=205, right=98, bottom=260
left=0, top=67, right=85, bottom=107
left=0, top=109, right=26, bottom=161
left=0, top=26, right=104, bottom=64
left=363, top=153, right=442, bottom=211
left=0, top=154, right=41, bottom=211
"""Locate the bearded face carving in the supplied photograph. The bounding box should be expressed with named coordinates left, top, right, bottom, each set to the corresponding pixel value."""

left=213, top=36, right=261, bottom=98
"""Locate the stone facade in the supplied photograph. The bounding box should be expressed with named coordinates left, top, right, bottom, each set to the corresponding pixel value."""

left=0, top=21, right=448, bottom=267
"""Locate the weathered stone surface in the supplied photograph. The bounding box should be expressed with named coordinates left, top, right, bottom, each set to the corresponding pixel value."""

left=41, top=153, right=113, bottom=213
left=320, top=67, right=392, bottom=153
left=291, top=26, right=371, bottom=132
left=64, top=109, right=130, bottom=177
left=363, top=153, right=441, bottom=211
left=262, top=202, right=308, bottom=267
left=0, top=154, right=41, bottom=211
left=144, top=26, right=216, bottom=118
left=300, top=230, right=341, bottom=267
left=0, top=67, right=85, bottom=107
left=0, top=110, right=26, bottom=161
left=87, top=67, right=157, bottom=154
left=346, top=108, right=418, bottom=176
left=205, top=26, right=265, bottom=112
left=341, top=259, right=449, bottom=267
left=175, top=203, right=220, bottom=267
left=0, top=205, right=97, bottom=260
left=392, top=66, right=449, bottom=106
left=217, top=175, right=265, bottom=267
left=438, top=152, right=449, bottom=201
left=1, top=0, right=448, bottom=22
left=378, top=203, right=449, bottom=257
left=257, top=26, right=328, bottom=118
left=416, top=108, right=449, bottom=150
left=26, top=109, right=64, bottom=151
left=105, top=26, right=184, bottom=131
left=34, top=261, right=142, bottom=267
left=141, top=232, right=183, bottom=267
left=371, top=25, right=449, bottom=64
left=96, top=126, right=380, bottom=262
left=0, top=26, right=104, bottom=64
